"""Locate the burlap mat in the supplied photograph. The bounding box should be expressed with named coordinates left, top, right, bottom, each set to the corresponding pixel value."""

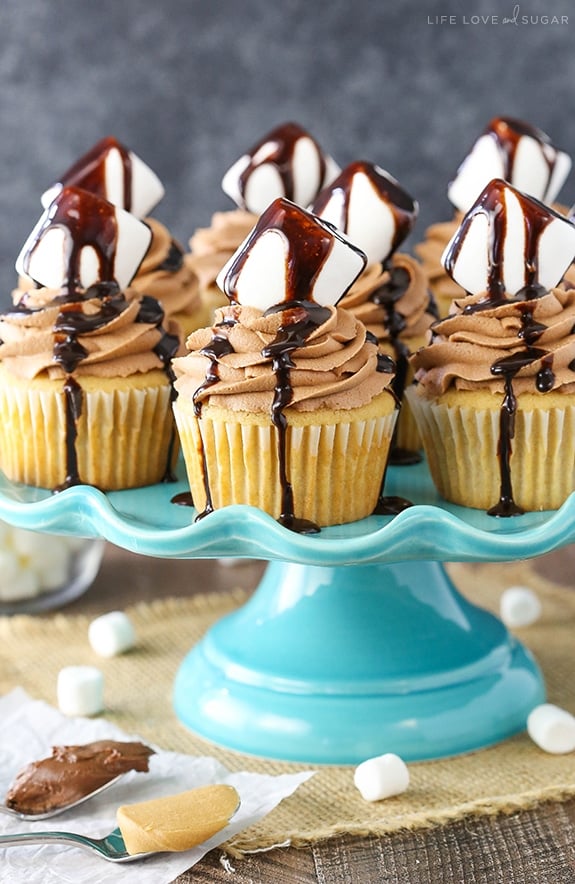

left=0, top=560, right=573, bottom=855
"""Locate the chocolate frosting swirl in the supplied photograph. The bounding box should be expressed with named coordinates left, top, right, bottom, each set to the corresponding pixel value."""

left=414, top=215, right=464, bottom=307
left=186, top=209, right=257, bottom=290
left=411, top=287, right=575, bottom=397
left=173, top=302, right=394, bottom=413
left=0, top=284, right=178, bottom=380
left=339, top=253, right=435, bottom=344
left=130, top=218, right=202, bottom=319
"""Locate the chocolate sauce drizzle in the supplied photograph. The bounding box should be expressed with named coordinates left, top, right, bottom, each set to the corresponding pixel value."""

left=261, top=301, right=332, bottom=534
left=53, top=136, right=134, bottom=211
left=368, top=264, right=422, bottom=467
left=236, top=122, right=327, bottom=208
left=444, top=181, right=560, bottom=515
left=157, top=240, right=185, bottom=273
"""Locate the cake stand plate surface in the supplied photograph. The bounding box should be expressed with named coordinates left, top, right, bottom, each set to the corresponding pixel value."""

left=0, top=459, right=567, bottom=763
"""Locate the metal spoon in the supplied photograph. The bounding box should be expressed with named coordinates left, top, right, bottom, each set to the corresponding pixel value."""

left=0, top=825, right=154, bottom=863
left=0, top=772, right=129, bottom=821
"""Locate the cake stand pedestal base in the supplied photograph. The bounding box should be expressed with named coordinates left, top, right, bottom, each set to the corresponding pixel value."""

left=173, top=560, right=544, bottom=763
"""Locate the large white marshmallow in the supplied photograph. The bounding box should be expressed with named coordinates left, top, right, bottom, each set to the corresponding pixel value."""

left=354, top=753, right=410, bottom=802
left=217, top=197, right=367, bottom=310
left=41, top=136, right=165, bottom=219
left=527, top=703, right=575, bottom=754
left=57, top=665, right=104, bottom=717
left=442, top=179, right=575, bottom=296
left=221, top=122, right=340, bottom=213
left=312, top=162, right=418, bottom=265
left=16, top=187, right=153, bottom=291
left=500, top=586, right=542, bottom=628
left=89, top=611, right=136, bottom=658
left=448, top=117, right=572, bottom=213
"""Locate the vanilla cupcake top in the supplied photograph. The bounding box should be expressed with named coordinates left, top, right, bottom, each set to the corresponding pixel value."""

left=5, top=187, right=179, bottom=381
left=412, top=179, right=575, bottom=399
left=173, top=198, right=396, bottom=416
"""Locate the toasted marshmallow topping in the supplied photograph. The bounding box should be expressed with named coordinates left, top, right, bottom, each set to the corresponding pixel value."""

left=221, top=122, right=340, bottom=214
left=312, top=161, right=418, bottom=265
left=442, top=179, right=575, bottom=299
left=16, top=187, right=152, bottom=292
left=216, top=197, right=367, bottom=311
left=41, top=136, right=165, bottom=219
left=448, top=117, right=571, bottom=213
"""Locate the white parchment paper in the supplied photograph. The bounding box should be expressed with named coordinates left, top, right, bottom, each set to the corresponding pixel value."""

left=0, top=689, right=314, bottom=884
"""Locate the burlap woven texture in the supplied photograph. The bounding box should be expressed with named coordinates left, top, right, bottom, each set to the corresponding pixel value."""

left=0, top=560, right=573, bottom=855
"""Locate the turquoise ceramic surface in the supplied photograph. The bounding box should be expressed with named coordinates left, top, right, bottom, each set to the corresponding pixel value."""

left=0, top=458, right=561, bottom=763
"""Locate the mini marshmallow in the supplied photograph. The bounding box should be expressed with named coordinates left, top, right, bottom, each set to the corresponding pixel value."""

left=442, top=179, right=575, bottom=297
left=57, top=665, right=104, bottom=717
left=527, top=703, right=575, bottom=754
left=217, top=197, right=367, bottom=311
left=16, top=186, right=152, bottom=291
left=41, top=135, right=165, bottom=219
left=353, top=753, right=410, bottom=802
left=500, top=586, right=542, bottom=628
left=88, top=611, right=136, bottom=658
left=447, top=117, right=571, bottom=213
left=311, top=161, right=418, bottom=265
left=221, top=122, right=340, bottom=214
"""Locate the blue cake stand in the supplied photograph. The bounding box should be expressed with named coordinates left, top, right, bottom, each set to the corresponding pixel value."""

left=0, top=459, right=571, bottom=764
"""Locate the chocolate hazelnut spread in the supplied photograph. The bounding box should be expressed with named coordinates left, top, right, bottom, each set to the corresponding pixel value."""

left=5, top=740, right=154, bottom=814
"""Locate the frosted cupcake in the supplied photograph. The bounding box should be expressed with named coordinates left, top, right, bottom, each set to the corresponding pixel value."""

left=0, top=186, right=179, bottom=491
left=173, top=198, right=399, bottom=531
left=415, top=117, right=572, bottom=317
left=311, top=161, right=435, bottom=460
left=408, top=179, right=575, bottom=514
left=186, top=122, right=340, bottom=320
left=17, top=136, right=207, bottom=339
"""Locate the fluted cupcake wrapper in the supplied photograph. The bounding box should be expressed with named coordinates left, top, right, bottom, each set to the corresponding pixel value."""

left=173, top=395, right=398, bottom=527
left=406, top=386, right=575, bottom=511
left=0, top=368, right=176, bottom=491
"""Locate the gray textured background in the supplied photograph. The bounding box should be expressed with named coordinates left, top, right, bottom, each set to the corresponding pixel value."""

left=1, top=0, right=575, bottom=303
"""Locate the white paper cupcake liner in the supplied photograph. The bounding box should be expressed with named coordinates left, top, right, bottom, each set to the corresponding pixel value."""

left=406, top=388, right=575, bottom=511
left=173, top=401, right=397, bottom=526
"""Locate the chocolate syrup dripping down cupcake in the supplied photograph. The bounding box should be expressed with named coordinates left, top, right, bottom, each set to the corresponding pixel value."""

left=209, top=197, right=369, bottom=532
left=311, top=161, right=423, bottom=468
left=221, top=122, right=340, bottom=215
left=442, top=178, right=575, bottom=515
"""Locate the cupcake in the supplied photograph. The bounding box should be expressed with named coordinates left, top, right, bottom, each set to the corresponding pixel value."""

left=408, top=178, right=575, bottom=514
left=415, top=117, right=572, bottom=317
left=16, top=136, right=207, bottom=340
left=185, top=122, right=340, bottom=321
left=173, top=197, right=399, bottom=531
left=0, top=186, right=180, bottom=491
left=311, top=161, right=435, bottom=460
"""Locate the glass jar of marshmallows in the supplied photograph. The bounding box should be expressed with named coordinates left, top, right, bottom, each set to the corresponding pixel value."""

left=0, top=522, right=104, bottom=615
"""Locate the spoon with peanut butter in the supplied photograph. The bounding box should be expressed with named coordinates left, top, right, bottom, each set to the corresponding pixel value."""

left=1, top=739, right=155, bottom=821
left=0, top=784, right=241, bottom=862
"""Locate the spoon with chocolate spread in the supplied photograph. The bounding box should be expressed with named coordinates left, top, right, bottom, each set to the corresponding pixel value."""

left=1, top=739, right=154, bottom=821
